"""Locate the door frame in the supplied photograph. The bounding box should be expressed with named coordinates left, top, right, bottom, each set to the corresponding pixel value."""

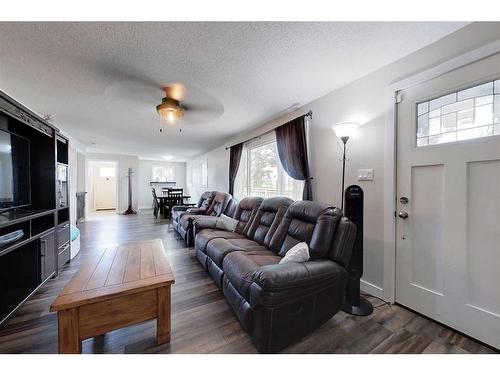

left=382, top=39, right=500, bottom=303
left=86, top=159, right=119, bottom=213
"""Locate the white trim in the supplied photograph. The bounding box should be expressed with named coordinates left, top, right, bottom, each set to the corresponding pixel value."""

left=360, top=279, right=384, bottom=299
left=383, top=39, right=500, bottom=304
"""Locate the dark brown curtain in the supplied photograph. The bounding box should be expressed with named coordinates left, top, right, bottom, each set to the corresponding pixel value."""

left=228, top=142, right=243, bottom=196
left=275, top=115, right=313, bottom=200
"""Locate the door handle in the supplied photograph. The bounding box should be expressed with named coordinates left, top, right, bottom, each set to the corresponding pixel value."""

left=41, top=239, right=47, bottom=256
left=398, top=211, right=409, bottom=219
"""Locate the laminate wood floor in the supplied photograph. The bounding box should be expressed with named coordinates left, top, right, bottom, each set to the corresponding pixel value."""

left=0, top=210, right=495, bottom=354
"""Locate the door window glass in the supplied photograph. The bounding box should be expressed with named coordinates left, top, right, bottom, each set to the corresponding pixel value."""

left=416, top=79, right=500, bottom=146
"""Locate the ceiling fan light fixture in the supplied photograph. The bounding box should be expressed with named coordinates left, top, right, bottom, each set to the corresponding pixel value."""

left=156, top=97, right=184, bottom=124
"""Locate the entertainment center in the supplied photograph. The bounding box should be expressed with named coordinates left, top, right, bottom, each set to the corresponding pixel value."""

left=0, top=90, right=70, bottom=325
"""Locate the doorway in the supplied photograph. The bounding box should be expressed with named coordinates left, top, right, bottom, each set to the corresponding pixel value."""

left=88, top=160, right=118, bottom=212
left=395, top=52, right=500, bottom=349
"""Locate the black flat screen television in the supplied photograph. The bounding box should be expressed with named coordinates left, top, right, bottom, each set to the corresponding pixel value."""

left=0, top=128, right=30, bottom=211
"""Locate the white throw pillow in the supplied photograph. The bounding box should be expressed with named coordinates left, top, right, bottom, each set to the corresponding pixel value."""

left=279, top=242, right=310, bottom=264
left=216, top=214, right=239, bottom=232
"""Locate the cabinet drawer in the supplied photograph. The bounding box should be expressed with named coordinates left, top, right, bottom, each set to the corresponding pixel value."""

left=40, top=230, right=56, bottom=280
left=57, top=243, right=70, bottom=271
left=57, top=222, right=70, bottom=248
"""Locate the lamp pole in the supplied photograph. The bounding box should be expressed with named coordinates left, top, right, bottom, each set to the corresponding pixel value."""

left=340, top=136, right=349, bottom=212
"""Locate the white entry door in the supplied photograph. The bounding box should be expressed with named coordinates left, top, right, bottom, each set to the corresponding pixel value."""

left=94, top=165, right=117, bottom=210
left=396, top=52, right=500, bottom=349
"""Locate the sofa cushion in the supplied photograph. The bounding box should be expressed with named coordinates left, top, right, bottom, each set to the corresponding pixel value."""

left=232, top=197, right=264, bottom=235
left=216, top=214, right=239, bottom=232
left=246, top=197, right=293, bottom=247
left=269, top=201, right=339, bottom=260
left=195, top=228, right=246, bottom=254
left=279, top=242, right=309, bottom=264
left=206, top=237, right=267, bottom=268
left=206, top=191, right=232, bottom=216
left=199, top=192, right=214, bottom=209
left=223, top=250, right=281, bottom=300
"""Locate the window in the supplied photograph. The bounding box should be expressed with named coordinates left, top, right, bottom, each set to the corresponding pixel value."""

left=99, top=167, right=115, bottom=178
left=234, top=133, right=304, bottom=200
left=416, top=79, right=500, bottom=147
left=152, top=165, right=174, bottom=182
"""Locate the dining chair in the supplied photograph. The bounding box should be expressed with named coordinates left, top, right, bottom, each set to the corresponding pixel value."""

left=163, top=188, right=183, bottom=219
left=152, top=188, right=160, bottom=219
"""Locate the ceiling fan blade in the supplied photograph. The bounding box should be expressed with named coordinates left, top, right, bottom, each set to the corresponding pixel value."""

left=183, top=103, right=220, bottom=112
left=163, top=83, right=188, bottom=101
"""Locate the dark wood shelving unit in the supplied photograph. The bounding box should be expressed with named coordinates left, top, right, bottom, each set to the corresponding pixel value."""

left=0, top=90, right=70, bottom=325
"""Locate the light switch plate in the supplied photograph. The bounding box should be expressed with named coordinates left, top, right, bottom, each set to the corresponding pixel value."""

left=358, top=168, right=374, bottom=181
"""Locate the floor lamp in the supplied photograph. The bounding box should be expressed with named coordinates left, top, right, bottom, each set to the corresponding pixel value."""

left=331, top=122, right=374, bottom=316
left=331, top=122, right=359, bottom=211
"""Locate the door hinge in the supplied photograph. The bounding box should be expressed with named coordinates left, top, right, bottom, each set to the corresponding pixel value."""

left=395, top=92, right=402, bottom=104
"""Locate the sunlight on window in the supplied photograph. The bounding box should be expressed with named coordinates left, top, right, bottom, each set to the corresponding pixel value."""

left=152, top=166, right=174, bottom=182
left=99, top=167, right=115, bottom=178
left=234, top=134, right=303, bottom=201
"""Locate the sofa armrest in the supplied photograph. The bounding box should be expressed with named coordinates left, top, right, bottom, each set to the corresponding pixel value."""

left=172, top=205, right=191, bottom=212
left=193, top=216, right=220, bottom=234
left=249, top=260, right=347, bottom=307
left=186, top=207, right=207, bottom=214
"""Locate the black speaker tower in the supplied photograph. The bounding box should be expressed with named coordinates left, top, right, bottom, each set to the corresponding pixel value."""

left=342, top=185, right=373, bottom=316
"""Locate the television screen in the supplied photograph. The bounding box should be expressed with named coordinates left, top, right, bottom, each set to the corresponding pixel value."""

left=0, top=129, right=30, bottom=210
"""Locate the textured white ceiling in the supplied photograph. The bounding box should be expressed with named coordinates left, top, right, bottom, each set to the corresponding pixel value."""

left=0, top=22, right=467, bottom=161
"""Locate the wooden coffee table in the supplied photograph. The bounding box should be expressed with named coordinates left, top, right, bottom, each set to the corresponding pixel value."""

left=50, top=239, right=175, bottom=353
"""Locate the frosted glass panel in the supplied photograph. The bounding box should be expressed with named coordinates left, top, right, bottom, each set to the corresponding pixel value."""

left=442, top=98, right=472, bottom=115
left=441, top=113, right=456, bottom=132
left=457, top=108, right=474, bottom=129
left=429, top=117, right=440, bottom=136
left=417, top=102, right=429, bottom=116
left=494, top=95, right=500, bottom=124
left=417, top=137, right=429, bottom=147
left=474, top=104, right=493, bottom=126
left=430, top=93, right=456, bottom=111
left=417, top=79, right=500, bottom=147
left=429, top=132, right=456, bottom=145
left=457, top=82, right=493, bottom=101
left=417, top=114, right=429, bottom=137
left=457, top=126, right=493, bottom=141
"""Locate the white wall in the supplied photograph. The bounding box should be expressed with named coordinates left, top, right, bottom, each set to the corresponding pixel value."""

left=64, top=132, right=86, bottom=226
left=138, top=159, right=187, bottom=209
left=186, top=146, right=228, bottom=202
left=186, top=23, right=500, bottom=292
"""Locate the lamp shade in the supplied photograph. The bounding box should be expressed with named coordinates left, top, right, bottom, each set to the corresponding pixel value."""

left=331, top=122, right=360, bottom=139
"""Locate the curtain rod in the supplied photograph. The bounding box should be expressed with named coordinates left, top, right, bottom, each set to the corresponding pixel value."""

left=225, top=110, right=312, bottom=150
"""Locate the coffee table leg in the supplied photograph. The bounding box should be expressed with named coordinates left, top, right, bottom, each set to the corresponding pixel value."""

left=157, top=286, right=171, bottom=345
left=58, top=308, right=82, bottom=354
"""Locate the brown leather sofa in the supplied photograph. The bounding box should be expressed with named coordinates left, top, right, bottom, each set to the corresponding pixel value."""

left=193, top=198, right=357, bottom=352
left=172, top=191, right=233, bottom=246
left=194, top=196, right=266, bottom=286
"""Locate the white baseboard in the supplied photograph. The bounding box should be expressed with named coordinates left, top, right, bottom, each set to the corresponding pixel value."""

left=360, top=279, right=384, bottom=300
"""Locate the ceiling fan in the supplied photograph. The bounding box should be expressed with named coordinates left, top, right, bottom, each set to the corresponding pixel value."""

left=103, top=75, right=224, bottom=130
left=156, top=84, right=187, bottom=124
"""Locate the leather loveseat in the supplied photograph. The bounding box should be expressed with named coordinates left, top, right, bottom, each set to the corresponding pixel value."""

left=172, top=191, right=233, bottom=246
left=192, top=197, right=357, bottom=353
